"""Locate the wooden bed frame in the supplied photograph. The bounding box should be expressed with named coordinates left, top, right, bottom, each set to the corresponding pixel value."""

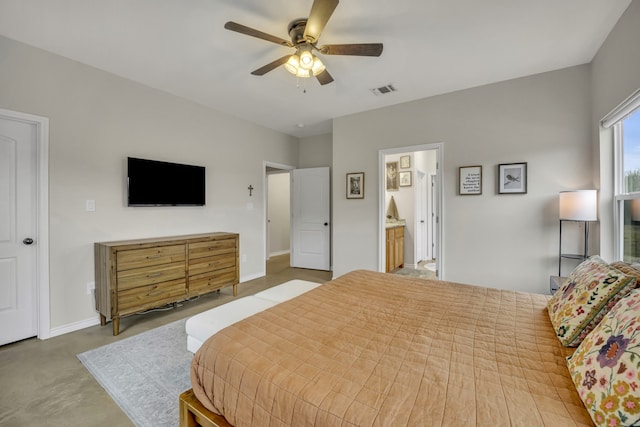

left=179, top=389, right=231, bottom=427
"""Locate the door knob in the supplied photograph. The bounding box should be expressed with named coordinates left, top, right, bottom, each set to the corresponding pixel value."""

left=23, top=238, right=34, bottom=245
left=324, top=222, right=329, bottom=226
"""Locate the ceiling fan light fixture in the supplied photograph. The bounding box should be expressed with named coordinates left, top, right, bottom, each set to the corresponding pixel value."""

left=299, top=49, right=314, bottom=70
left=296, top=68, right=310, bottom=78
left=311, top=56, right=325, bottom=76
left=284, top=54, right=300, bottom=75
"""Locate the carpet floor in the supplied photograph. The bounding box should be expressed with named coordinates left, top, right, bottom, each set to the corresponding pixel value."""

left=77, top=318, right=191, bottom=427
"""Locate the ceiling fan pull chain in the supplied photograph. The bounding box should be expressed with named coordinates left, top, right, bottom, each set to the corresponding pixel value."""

left=296, top=77, right=307, bottom=94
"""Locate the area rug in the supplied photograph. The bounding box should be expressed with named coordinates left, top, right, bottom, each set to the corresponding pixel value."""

left=423, top=262, right=436, bottom=272
left=77, top=318, right=191, bottom=427
left=393, top=267, right=435, bottom=279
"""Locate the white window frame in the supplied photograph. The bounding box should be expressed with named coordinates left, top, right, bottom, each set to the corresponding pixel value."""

left=611, top=99, right=640, bottom=261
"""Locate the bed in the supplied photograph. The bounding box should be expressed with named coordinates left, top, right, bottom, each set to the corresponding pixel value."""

left=186, top=269, right=597, bottom=426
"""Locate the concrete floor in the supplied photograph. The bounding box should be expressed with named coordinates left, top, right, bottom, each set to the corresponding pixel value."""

left=0, top=254, right=331, bottom=427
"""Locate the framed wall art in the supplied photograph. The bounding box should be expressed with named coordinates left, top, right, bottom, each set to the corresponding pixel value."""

left=386, top=161, right=399, bottom=191
left=346, top=172, right=365, bottom=199
left=459, top=165, right=482, bottom=195
left=400, top=155, right=411, bottom=169
left=399, top=171, right=412, bottom=187
left=498, top=162, right=527, bottom=194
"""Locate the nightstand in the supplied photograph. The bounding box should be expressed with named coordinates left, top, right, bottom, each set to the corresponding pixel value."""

left=550, top=275, right=567, bottom=295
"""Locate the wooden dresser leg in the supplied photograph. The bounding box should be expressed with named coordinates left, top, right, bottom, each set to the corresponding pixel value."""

left=112, top=317, right=120, bottom=336
left=233, top=284, right=237, bottom=297
left=100, top=314, right=106, bottom=326
left=180, top=397, right=198, bottom=427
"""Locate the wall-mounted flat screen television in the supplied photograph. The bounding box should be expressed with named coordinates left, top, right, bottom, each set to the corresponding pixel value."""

left=127, top=157, right=205, bottom=206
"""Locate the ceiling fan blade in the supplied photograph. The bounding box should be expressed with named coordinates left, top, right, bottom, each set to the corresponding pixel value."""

left=316, top=69, right=334, bottom=85
left=319, top=43, right=383, bottom=57
left=250, top=55, right=291, bottom=76
left=303, top=0, right=339, bottom=43
left=224, top=21, right=292, bottom=47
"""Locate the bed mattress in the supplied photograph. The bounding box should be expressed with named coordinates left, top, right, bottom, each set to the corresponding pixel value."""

left=191, top=270, right=592, bottom=426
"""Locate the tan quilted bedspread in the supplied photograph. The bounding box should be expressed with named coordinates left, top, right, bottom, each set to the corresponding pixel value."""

left=191, top=270, right=592, bottom=426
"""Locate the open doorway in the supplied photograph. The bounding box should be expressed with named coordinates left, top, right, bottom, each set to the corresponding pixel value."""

left=266, top=169, right=291, bottom=261
left=262, top=162, right=331, bottom=275
left=263, top=162, right=294, bottom=274
left=378, top=143, right=443, bottom=279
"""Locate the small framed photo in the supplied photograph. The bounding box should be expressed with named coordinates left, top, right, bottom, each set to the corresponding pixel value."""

left=399, top=171, right=412, bottom=187
left=386, top=162, right=399, bottom=191
left=400, top=155, right=411, bottom=169
left=498, top=162, right=527, bottom=194
left=346, top=172, right=364, bottom=199
left=459, top=165, right=482, bottom=195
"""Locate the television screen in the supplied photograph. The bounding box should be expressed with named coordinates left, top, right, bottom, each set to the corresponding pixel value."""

left=127, top=157, right=205, bottom=206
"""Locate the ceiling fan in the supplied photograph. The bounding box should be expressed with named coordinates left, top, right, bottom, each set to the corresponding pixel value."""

left=224, top=0, right=383, bottom=85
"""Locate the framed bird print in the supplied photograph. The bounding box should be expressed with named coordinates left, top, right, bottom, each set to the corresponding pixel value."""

left=498, top=162, right=527, bottom=194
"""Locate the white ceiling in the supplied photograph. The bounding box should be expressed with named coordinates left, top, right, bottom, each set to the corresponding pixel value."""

left=0, top=0, right=631, bottom=138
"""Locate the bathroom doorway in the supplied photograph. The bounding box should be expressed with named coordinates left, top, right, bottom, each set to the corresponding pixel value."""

left=378, top=143, right=443, bottom=279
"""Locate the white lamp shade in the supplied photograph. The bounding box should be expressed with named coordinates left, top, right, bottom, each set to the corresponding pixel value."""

left=559, top=190, right=597, bottom=221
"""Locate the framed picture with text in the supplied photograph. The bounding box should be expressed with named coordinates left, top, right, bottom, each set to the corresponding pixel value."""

left=459, top=166, right=482, bottom=195
left=400, top=155, right=411, bottom=169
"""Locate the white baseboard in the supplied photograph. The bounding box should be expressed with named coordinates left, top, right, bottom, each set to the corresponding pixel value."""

left=47, top=315, right=101, bottom=339
left=268, top=249, right=290, bottom=258
left=240, top=272, right=265, bottom=283
left=43, top=270, right=282, bottom=339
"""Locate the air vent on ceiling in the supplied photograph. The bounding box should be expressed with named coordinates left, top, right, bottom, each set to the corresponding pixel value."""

left=370, top=84, right=397, bottom=96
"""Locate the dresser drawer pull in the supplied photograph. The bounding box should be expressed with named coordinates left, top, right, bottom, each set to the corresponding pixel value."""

left=146, top=255, right=162, bottom=260
left=147, top=273, right=163, bottom=278
left=146, top=285, right=162, bottom=296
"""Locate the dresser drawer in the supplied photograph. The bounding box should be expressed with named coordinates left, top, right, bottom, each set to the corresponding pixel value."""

left=189, top=267, right=237, bottom=294
left=189, top=253, right=236, bottom=277
left=116, top=261, right=186, bottom=291
left=188, top=239, right=236, bottom=260
left=116, top=244, right=185, bottom=271
left=117, top=278, right=186, bottom=315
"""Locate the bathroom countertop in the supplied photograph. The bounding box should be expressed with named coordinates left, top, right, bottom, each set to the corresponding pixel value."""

left=385, top=219, right=406, bottom=228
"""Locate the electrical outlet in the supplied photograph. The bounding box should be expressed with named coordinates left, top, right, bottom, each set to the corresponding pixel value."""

left=86, top=281, right=95, bottom=295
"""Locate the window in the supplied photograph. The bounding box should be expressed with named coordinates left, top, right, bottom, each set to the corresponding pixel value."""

left=613, top=102, right=640, bottom=262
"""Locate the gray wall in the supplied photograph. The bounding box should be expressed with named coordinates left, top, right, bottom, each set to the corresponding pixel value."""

left=267, top=172, right=290, bottom=256
left=592, top=1, right=640, bottom=261
left=0, top=35, right=298, bottom=330
left=298, top=133, right=332, bottom=168
left=333, top=65, right=593, bottom=293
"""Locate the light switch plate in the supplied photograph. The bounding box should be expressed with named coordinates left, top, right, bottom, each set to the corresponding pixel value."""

left=86, top=199, right=96, bottom=212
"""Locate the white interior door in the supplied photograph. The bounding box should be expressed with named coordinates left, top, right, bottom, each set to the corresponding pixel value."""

left=0, top=116, right=38, bottom=346
left=291, top=167, right=330, bottom=270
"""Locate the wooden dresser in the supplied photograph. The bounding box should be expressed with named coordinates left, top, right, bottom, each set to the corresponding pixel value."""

left=94, top=232, right=239, bottom=335
left=385, top=225, right=405, bottom=272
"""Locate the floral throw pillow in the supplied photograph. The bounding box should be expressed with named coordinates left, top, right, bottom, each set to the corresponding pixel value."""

left=611, top=261, right=640, bottom=283
left=567, top=289, right=640, bottom=426
left=548, top=256, right=637, bottom=347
